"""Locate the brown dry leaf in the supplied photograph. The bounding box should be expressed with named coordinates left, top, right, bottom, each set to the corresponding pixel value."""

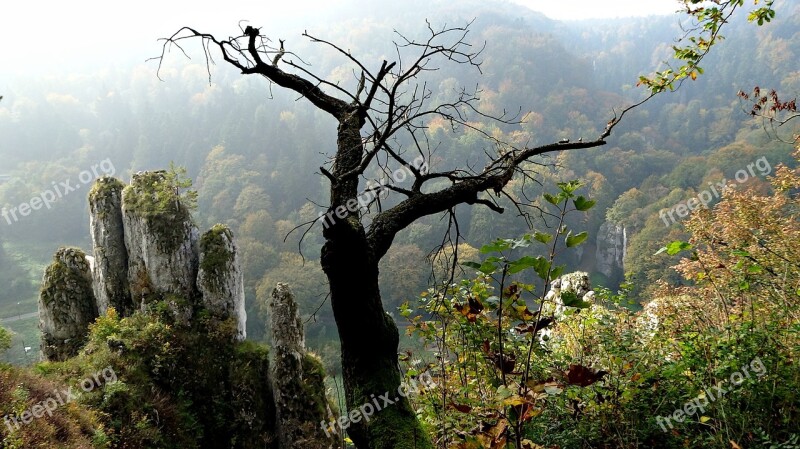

left=492, top=353, right=517, bottom=374
left=455, top=296, right=484, bottom=322
left=520, top=403, right=542, bottom=422
left=449, top=402, right=473, bottom=413
left=566, top=364, right=608, bottom=387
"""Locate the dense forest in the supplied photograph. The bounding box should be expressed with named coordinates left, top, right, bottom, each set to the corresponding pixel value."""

left=1, top=0, right=798, bottom=448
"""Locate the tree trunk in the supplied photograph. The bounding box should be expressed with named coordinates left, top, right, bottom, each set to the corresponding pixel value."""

left=321, top=113, right=433, bottom=449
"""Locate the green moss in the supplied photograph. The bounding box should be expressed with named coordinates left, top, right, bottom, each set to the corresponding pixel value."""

left=88, top=176, right=125, bottom=210
left=122, top=171, right=195, bottom=253
left=39, top=247, right=96, bottom=331
left=301, top=353, right=329, bottom=419
left=199, top=224, right=235, bottom=293
left=230, top=341, right=275, bottom=446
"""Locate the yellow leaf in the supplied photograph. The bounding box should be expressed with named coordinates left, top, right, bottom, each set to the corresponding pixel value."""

left=700, top=416, right=712, bottom=423
left=503, top=395, right=526, bottom=406
left=690, top=71, right=698, bottom=80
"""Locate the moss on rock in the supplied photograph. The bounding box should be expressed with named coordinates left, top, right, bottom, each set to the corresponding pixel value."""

left=122, top=171, right=194, bottom=254
left=198, top=224, right=235, bottom=293
left=38, top=247, right=99, bottom=361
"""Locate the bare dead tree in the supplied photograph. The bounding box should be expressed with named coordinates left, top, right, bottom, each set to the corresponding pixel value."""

left=153, top=21, right=636, bottom=449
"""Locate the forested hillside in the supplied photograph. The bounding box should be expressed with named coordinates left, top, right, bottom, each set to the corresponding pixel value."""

left=2, top=0, right=796, bottom=355
left=0, top=0, right=799, bottom=447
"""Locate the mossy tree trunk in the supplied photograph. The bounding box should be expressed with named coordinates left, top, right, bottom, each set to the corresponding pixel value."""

left=321, top=217, right=431, bottom=449
left=317, top=111, right=432, bottom=449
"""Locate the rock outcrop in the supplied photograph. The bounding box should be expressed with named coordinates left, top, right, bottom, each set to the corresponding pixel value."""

left=270, top=283, right=335, bottom=449
left=36, top=170, right=335, bottom=447
left=38, top=248, right=99, bottom=361
left=198, top=224, right=247, bottom=340
left=89, top=176, right=133, bottom=316
left=39, top=170, right=248, bottom=360
left=541, top=271, right=595, bottom=319
left=595, top=221, right=627, bottom=279
left=122, top=171, right=200, bottom=315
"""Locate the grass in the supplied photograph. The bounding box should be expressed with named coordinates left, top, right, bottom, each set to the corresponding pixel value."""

left=0, top=315, right=40, bottom=365
left=0, top=240, right=51, bottom=365
left=0, top=240, right=48, bottom=319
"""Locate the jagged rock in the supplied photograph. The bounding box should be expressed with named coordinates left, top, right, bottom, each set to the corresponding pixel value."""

left=38, top=247, right=99, bottom=361
left=198, top=224, right=247, bottom=340
left=558, top=271, right=592, bottom=299
left=36, top=169, right=337, bottom=447
left=542, top=271, right=594, bottom=319
left=595, top=221, right=626, bottom=279
left=122, top=171, right=199, bottom=316
left=269, top=283, right=335, bottom=449
left=89, top=176, right=133, bottom=316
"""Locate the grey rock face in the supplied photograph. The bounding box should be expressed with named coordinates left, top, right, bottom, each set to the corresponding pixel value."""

left=557, top=271, right=592, bottom=300
left=198, top=224, right=247, bottom=340
left=269, top=283, right=335, bottom=449
left=42, top=170, right=249, bottom=356
left=89, top=176, right=133, bottom=316
left=595, top=221, right=626, bottom=278
left=270, top=283, right=305, bottom=352
left=122, top=171, right=199, bottom=313
left=38, top=247, right=99, bottom=361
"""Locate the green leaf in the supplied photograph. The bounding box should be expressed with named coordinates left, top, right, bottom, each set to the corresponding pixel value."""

left=508, top=256, right=541, bottom=274
left=573, top=196, right=596, bottom=211
left=550, top=265, right=565, bottom=281
left=533, top=231, right=553, bottom=244
left=561, top=291, right=591, bottom=309
left=656, top=240, right=693, bottom=256
left=566, top=231, right=589, bottom=248
left=478, top=261, right=499, bottom=274
left=557, top=180, right=582, bottom=195
left=543, top=193, right=560, bottom=205
left=480, top=239, right=512, bottom=254
left=462, top=259, right=500, bottom=274
left=496, top=385, right=513, bottom=400
left=462, top=261, right=482, bottom=270
left=530, top=256, right=551, bottom=281
left=398, top=301, right=413, bottom=318
left=510, top=237, right=531, bottom=249
left=747, top=264, right=763, bottom=274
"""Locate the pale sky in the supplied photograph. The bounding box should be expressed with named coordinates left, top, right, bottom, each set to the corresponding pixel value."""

left=510, top=0, right=680, bottom=20
left=0, top=0, right=681, bottom=74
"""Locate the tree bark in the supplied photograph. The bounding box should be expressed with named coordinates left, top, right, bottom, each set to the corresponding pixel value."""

left=321, top=112, right=433, bottom=449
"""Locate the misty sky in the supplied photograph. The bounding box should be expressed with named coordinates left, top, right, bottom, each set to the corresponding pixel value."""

left=512, top=0, right=679, bottom=19
left=1, top=0, right=679, bottom=74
